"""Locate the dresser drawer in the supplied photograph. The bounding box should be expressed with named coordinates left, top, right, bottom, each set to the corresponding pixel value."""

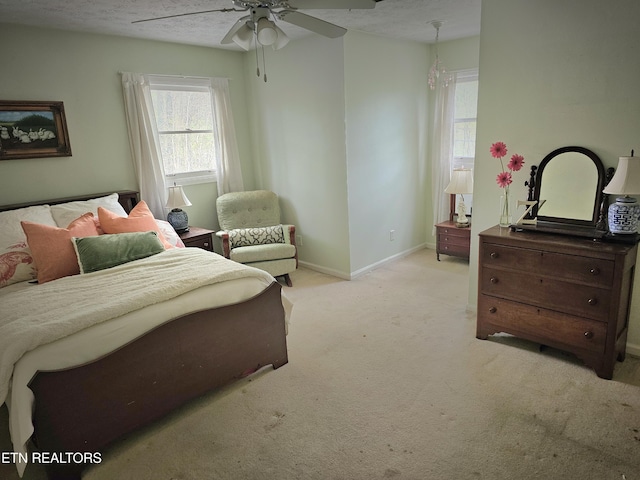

left=481, top=243, right=614, bottom=287
left=481, top=266, right=611, bottom=321
left=438, top=233, right=469, bottom=248
left=183, top=235, right=213, bottom=251
left=438, top=242, right=469, bottom=257
left=478, top=295, right=607, bottom=355
left=438, top=226, right=469, bottom=238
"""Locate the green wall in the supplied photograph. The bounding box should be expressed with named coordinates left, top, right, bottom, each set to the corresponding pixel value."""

left=244, top=34, right=352, bottom=277
left=470, top=0, right=640, bottom=354
left=0, top=24, right=253, bottom=230
left=344, top=32, right=429, bottom=274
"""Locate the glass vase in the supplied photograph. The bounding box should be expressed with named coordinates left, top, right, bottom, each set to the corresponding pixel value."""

left=499, top=189, right=512, bottom=227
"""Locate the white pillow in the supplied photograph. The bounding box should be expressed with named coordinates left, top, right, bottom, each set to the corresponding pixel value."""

left=0, top=205, right=57, bottom=287
left=51, top=193, right=128, bottom=228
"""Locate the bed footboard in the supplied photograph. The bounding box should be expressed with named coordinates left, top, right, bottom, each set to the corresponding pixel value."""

left=28, top=281, right=287, bottom=479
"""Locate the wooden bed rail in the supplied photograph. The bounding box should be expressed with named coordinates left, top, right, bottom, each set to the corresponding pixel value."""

left=28, top=281, right=287, bottom=479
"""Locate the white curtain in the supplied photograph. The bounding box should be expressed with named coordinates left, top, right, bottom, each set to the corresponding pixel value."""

left=121, top=73, right=244, bottom=218
left=431, top=73, right=458, bottom=233
left=120, top=72, right=167, bottom=218
left=210, top=77, right=244, bottom=194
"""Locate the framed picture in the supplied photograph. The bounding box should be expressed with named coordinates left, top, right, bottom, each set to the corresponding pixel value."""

left=0, top=100, right=72, bottom=160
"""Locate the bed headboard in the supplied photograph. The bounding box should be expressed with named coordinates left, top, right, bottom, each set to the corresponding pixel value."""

left=0, top=190, right=140, bottom=214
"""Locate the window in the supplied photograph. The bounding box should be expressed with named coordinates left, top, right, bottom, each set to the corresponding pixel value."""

left=149, top=76, right=217, bottom=185
left=452, top=75, right=478, bottom=172
left=451, top=72, right=478, bottom=215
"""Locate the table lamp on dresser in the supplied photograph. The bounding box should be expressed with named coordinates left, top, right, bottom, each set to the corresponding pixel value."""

left=166, top=184, right=192, bottom=233
left=603, top=150, right=640, bottom=235
left=444, top=168, right=474, bottom=227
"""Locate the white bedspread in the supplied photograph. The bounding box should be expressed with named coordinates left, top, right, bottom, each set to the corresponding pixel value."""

left=0, top=247, right=275, bottom=408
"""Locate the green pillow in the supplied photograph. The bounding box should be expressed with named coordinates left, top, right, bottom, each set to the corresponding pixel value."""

left=73, top=231, right=164, bottom=274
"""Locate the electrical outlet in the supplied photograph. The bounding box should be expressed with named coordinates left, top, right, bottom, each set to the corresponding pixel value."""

left=389, top=230, right=395, bottom=241
left=296, top=234, right=303, bottom=246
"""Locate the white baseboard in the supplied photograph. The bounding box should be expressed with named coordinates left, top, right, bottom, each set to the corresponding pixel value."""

left=297, top=261, right=351, bottom=280
left=299, top=244, right=427, bottom=281
left=350, top=243, right=427, bottom=279
left=626, top=342, right=640, bottom=358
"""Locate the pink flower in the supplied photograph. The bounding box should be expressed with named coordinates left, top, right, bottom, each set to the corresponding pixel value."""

left=490, top=142, right=508, bottom=159
left=496, top=171, right=512, bottom=188
left=490, top=141, right=525, bottom=190
left=508, top=154, right=525, bottom=172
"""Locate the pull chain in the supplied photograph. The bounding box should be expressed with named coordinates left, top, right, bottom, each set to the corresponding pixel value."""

left=255, top=36, right=260, bottom=78
left=261, top=45, right=267, bottom=82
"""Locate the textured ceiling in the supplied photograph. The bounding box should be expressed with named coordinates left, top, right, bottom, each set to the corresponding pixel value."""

left=0, top=0, right=481, bottom=50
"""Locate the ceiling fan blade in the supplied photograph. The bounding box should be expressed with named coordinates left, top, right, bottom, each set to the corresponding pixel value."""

left=284, top=0, right=377, bottom=9
left=277, top=10, right=346, bottom=38
left=132, top=8, right=243, bottom=24
left=221, top=15, right=252, bottom=44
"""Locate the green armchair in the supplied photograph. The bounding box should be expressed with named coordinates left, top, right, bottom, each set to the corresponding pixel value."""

left=216, top=190, right=297, bottom=286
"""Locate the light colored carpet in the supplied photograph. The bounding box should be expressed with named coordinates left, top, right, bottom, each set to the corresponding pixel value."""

left=2, top=248, right=640, bottom=479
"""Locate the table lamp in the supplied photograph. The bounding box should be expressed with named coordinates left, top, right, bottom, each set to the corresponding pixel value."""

left=603, top=151, right=640, bottom=234
left=444, top=168, right=474, bottom=227
left=166, top=184, right=192, bottom=233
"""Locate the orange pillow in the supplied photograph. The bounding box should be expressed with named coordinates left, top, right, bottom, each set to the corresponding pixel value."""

left=98, top=200, right=172, bottom=249
left=21, top=213, right=101, bottom=284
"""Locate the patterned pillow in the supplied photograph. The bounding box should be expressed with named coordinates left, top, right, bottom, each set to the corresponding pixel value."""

left=0, top=205, right=57, bottom=287
left=0, top=242, right=35, bottom=288
left=228, top=225, right=285, bottom=248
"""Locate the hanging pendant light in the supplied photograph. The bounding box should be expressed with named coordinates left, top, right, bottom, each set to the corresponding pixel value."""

left=428, top=21, right=453, bottom=90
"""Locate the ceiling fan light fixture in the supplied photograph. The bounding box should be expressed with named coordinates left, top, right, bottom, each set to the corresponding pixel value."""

left=272, top=24, right=289, bottom=50
left=231, top=22, right=254, bottom=50
left=256, top=17, right=278, bottom=46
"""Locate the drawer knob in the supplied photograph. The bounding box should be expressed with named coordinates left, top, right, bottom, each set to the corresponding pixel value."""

left=589, top=267, right=600, bottom=275
left=489, top=307, right=497, bottom=314
left=584, top=331, right=594, bottom=339
left=490, top=277, right=499, bottom=284
left=204, top=242, right=210, bottom=247
left=490, top=252, right=499, bottom=259
left=588, top=297, right=598, bottom=306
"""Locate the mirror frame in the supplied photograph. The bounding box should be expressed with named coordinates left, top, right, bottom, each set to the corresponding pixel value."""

left=521, top=146, right=609, bottom=238
left=533, top=146, right=605, bottom=226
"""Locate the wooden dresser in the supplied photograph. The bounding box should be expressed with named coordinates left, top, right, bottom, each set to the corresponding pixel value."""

left=477, top=225, right=637, bottom=379
left=435, top=221, right=471, bottom=260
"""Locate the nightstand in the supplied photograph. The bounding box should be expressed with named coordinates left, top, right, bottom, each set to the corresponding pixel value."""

left=178, top=227, right=214, bottom=252
left=435, top=221, right=470, bottom=261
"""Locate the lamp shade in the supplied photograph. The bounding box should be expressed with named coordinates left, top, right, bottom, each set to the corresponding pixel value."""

left=272, top=24, right=289, bottom=50
left=603, top=156, right=640, bottom=195
left=232, top=23, right=254, bottom=51
left=166, top=185, right=192, bottom=210
left=256, top=17, right=278, bottom=46
left=444, top=168, right=474, bottom=194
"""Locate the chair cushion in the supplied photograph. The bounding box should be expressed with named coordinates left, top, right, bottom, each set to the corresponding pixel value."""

left=228, top=225, right=285, bottom=248
left=230, top=243, right=296, bottom=264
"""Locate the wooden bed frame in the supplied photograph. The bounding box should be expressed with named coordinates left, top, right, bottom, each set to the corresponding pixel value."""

left=1, top=191, right=289, bottom=480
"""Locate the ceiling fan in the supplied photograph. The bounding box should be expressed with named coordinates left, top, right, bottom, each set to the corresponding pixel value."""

left=133, top=0, right=383, bottom=51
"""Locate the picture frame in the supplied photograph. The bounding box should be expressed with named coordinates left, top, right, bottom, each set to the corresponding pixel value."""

left=0, top=100, right=72, bottom=160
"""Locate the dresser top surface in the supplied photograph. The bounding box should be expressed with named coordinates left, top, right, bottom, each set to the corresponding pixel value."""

left=479, top=225, right=638, bottom=256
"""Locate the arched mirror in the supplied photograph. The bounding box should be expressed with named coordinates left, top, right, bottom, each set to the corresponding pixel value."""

left=526, top=146, right=609, bottom=237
